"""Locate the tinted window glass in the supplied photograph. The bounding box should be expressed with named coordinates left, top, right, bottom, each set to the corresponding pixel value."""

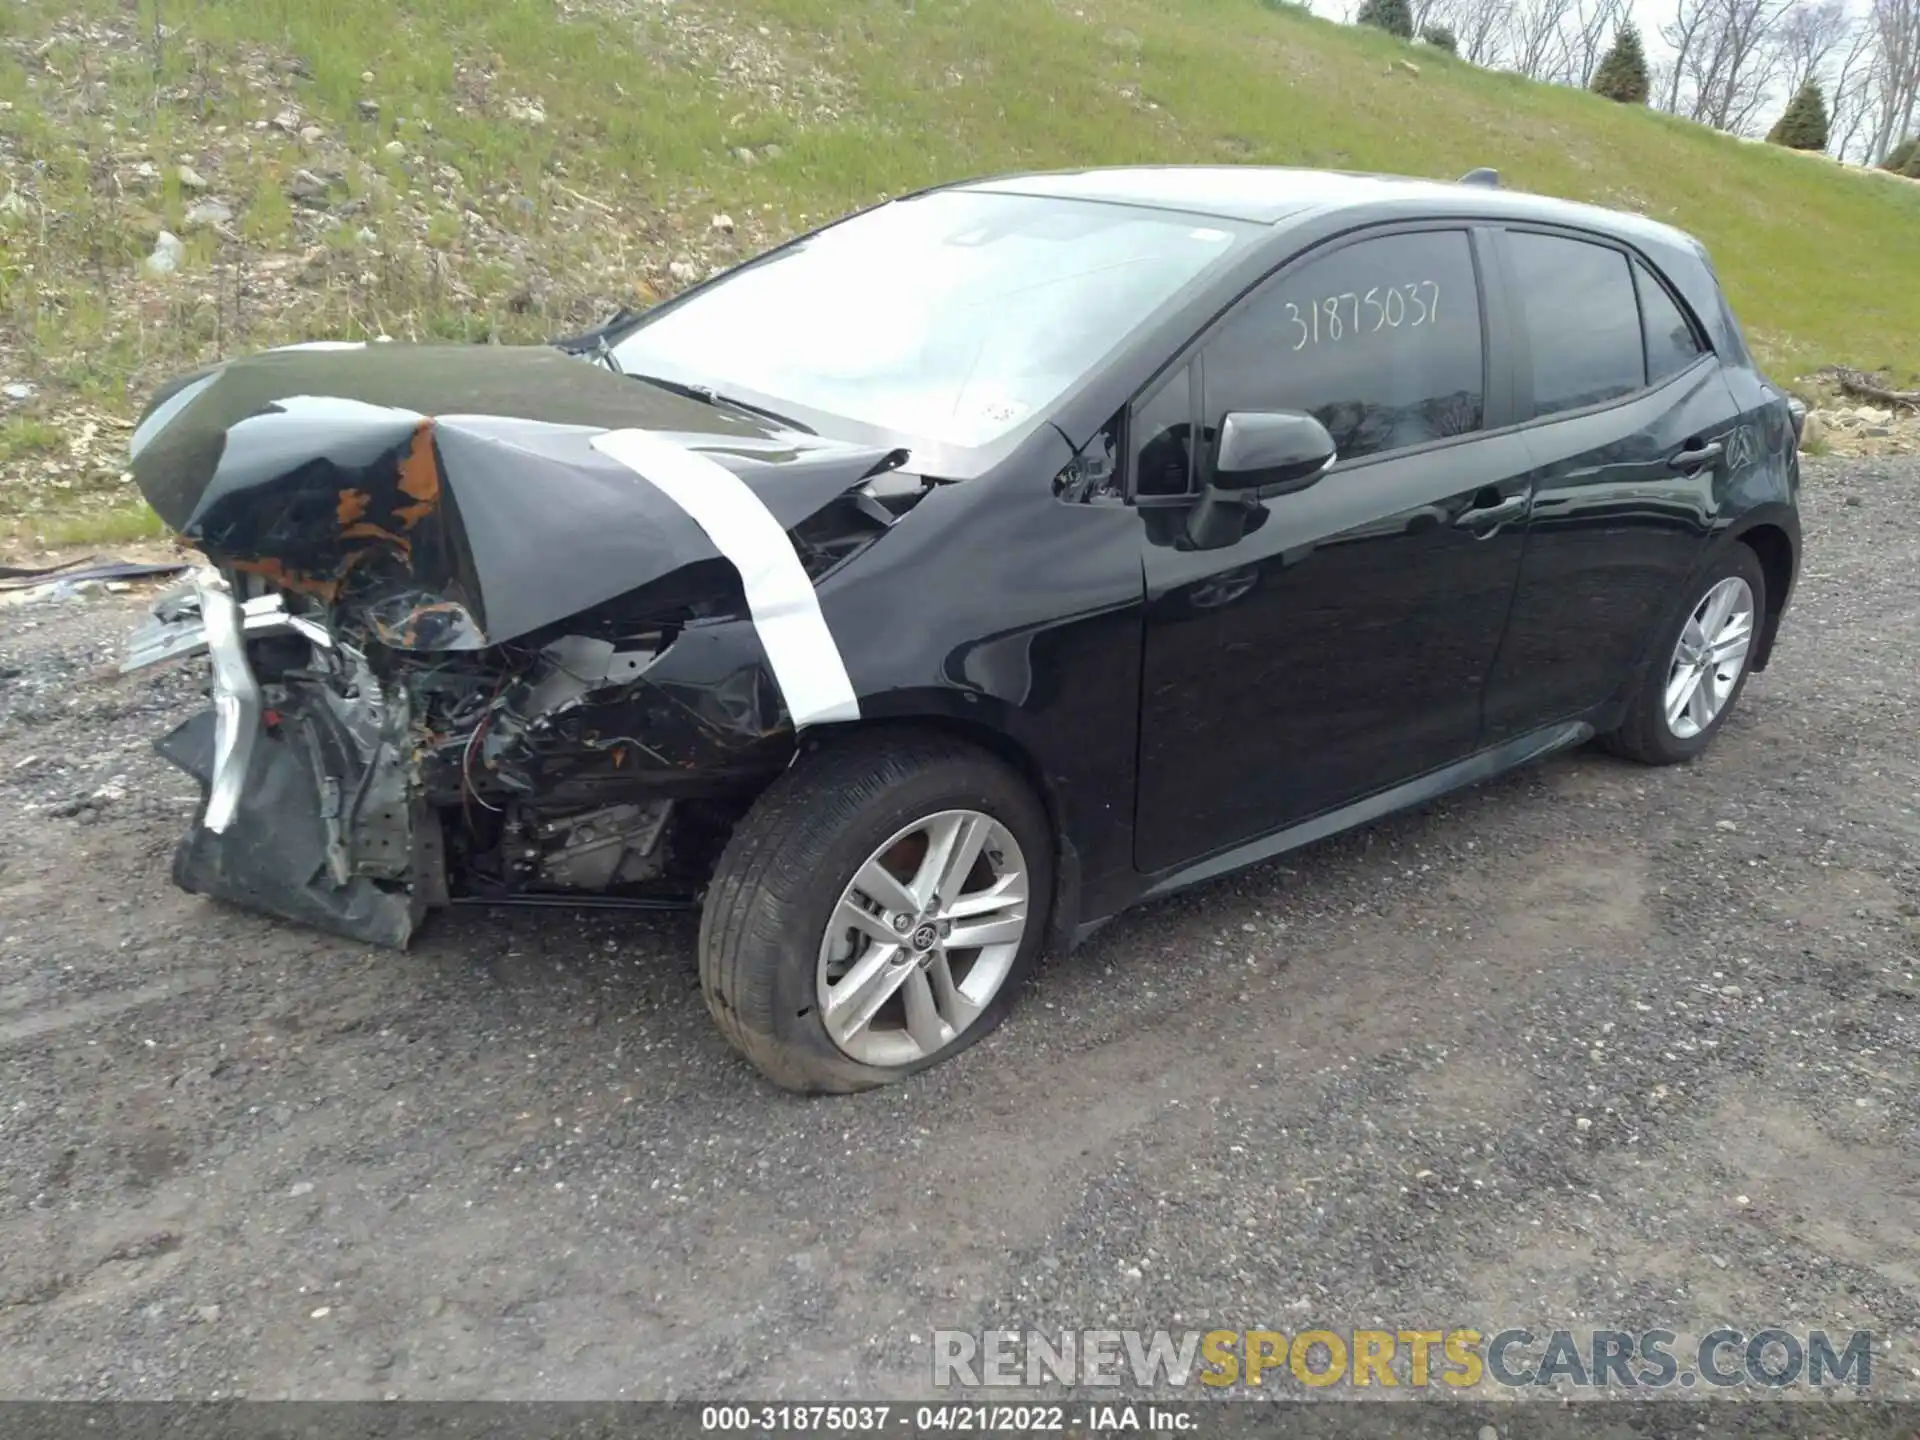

left=1200, top=230, right=1484, bottom=465
left=1510, top=232, right=1643, bottom=416
left=1133, top=365, right=1195, bottom=496
left=1635, top=260, right=1704, bottom=383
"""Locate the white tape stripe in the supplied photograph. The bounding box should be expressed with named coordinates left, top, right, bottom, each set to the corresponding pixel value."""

left=590, top=428, right=861, bottom=727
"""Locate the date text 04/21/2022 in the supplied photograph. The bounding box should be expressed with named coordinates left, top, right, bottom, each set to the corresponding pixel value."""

left=698, top=1404, right=1194, bottom=1432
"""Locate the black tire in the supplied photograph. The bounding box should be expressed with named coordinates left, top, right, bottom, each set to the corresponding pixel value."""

left=1601, top=543, right=1767, bottom=766
left=698, top=729, right=1054, bottom=1094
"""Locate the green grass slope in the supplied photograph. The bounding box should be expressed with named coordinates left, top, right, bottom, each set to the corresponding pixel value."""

left=2, top=0, right=1916, bottom=535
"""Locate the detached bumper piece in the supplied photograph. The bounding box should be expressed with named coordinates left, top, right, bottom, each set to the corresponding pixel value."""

left=141, top=570, right=444, bottom=949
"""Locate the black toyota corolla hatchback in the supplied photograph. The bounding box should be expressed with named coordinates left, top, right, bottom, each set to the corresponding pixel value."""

left=123, top=165, right=1802, bottom=1093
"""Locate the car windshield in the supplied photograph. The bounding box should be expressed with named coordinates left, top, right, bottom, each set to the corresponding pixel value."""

left=609, top=189, right=1252, bottom=449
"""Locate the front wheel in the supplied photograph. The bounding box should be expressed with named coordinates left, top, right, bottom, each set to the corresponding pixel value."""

left=698, top=731, right=1053, bottom=1094
left=1602, top=543, right=1767, bottom=765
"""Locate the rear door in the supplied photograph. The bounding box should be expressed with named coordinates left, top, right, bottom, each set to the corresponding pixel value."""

left=1480, top=227, right=1740, bottom=740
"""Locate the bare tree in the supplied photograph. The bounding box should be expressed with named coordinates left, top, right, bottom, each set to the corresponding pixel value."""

left=1828, top=19, right=1883, bottom=158
left=1658, top=0, right=1718, bottom=112
left=1509, top=0, right=1576, bottom=79
left=1863, top=0, right=1920, bottom=162
left=1437, top=0, right=1514, bottom=64
left=1660, top=0, right=1795, bottom=133
left=1775, top=1, right=1854, bottom=98
left=1648, top=55, right=1677, bottom=108
left=1371, top=0, right=1914, bottom=150
left=1562, top=0, right=1627, bottom=85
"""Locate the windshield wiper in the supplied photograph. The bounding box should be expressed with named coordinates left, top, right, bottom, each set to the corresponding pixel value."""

left=552, top=310, right=643, bottom=372
left=624, top=371, right=816, bottom=435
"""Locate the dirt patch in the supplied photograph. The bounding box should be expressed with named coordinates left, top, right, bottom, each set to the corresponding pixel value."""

left=0, top=460, right=1914, bottom=1400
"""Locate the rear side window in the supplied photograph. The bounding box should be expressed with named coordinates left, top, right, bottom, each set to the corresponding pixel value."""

left=1509, top=231, right=1643, bottom=417
left=1635, top=260, right=1704, bottom=383
left=1199, top=229, right=1485, bottom=465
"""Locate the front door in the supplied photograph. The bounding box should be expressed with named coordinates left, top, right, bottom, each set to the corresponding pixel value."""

left=1133, top=226, right=1533, bottom=876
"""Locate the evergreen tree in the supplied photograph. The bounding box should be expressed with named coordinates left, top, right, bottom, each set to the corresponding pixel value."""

left=1590, top=25, right=1651, bottom=104
left=1356, top=0, right=1415, bottom=40
left=1766, top=81, right=1830, bottom=151
left=1420, top=23, right=1459, bottom=52
left=1883, top=135, right=1920, bottom=177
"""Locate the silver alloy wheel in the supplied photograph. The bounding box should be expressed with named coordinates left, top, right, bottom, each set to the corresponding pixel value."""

left=816, top=809, right=1030, bottom=1068
left=1664, top=575, right=1756, bottom=740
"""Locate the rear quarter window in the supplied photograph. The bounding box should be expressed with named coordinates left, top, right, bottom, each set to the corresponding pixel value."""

left=1635, top=260, right=1705, bottom=384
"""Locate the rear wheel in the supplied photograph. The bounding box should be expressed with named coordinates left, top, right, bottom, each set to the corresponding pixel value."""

left=1602, top=544, right=1766, bottom=765
left=699, top=731, right=1052, bottom=1094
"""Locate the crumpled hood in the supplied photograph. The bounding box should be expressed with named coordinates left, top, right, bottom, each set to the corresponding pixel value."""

left=129, top=342, right=902, bottom=649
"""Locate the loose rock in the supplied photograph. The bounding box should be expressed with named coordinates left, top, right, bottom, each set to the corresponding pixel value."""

left=183, top=199, right=234, bottom=229
left=143, top=230, right=185, bottom=278
left=287, top=170, right=331, bottom=205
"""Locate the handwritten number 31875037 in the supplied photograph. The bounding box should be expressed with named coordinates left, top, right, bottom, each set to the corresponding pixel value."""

left=1285, top=281, right=1440, bottom=349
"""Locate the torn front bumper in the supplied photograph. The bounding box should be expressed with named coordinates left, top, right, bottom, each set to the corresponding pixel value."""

left=127, top=569, right=444, bottom=948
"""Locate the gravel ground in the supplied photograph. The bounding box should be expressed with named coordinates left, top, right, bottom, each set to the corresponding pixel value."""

left=0, top=457, right=1915, bottom=1403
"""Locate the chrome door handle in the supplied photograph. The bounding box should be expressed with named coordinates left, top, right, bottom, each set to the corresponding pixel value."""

left=1669, top=440, right=1725, bottom=472
left=1455, top=495, right=1528, bottom=531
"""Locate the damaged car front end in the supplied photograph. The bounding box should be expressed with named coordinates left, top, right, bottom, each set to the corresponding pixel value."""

left=123, top=341, right=926, bottom=948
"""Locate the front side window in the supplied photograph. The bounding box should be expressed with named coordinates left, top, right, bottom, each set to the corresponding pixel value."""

left=1510, top=231, right=1643, bottom=417
left=1198, top=229, right=1485, bottom=467
left=1132, top=364, right=1195, bottom=497
left=608, top=191, right=1252, bottom=450
left=1635, top=260, right=1705, bottom=384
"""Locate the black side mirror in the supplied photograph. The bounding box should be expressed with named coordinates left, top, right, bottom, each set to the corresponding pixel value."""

left=1184, top=410, right=1336, bottom=551
left=1213, top=410, right=1337, bottom=495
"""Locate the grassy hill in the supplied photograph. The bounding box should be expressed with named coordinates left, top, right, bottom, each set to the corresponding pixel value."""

left=2, top=0, right=1918, bottom=541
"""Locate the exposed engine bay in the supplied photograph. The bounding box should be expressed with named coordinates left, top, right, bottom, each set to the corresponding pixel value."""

left=129, top=532, right=857, bottom=945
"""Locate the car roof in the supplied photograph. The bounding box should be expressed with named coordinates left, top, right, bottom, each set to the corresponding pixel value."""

left=958, top=165, right=1463, bottom=222
left=954, top=165, right=1697, bottom=252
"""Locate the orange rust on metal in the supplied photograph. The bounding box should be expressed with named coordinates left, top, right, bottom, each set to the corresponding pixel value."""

left=341, top=519, right=413, bottom=556
left=332, top=545, right=383, bottom=587
left=370, top=610, right=420, bottom=648
left=371, top=598, right=482, bottom=650
left=337, top=488, right=373, bottom=526
left=232, top=556, right=339, bottom=602
left=393, top=420, right=441, bottom=529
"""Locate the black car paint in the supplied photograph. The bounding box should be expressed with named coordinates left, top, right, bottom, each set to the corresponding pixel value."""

left=128, top=167, right=1800, bottom=955
left=793, top=176, right=1799, bottom=939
